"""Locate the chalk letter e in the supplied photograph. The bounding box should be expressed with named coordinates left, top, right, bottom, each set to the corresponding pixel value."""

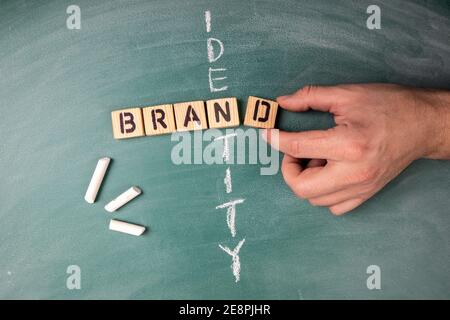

left=66, top=265, right=81, bottom=290
left=366, top=265, right=381, bottom=290
left=66, top=5, right=81, bottom=30
left=209, top=67, right=228, bottom=93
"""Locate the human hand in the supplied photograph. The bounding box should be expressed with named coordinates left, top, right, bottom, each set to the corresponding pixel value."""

left=263, top=84, right=450, bottom=215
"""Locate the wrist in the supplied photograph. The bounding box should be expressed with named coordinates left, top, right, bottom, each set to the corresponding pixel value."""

left=422, top=90, right=450, bottom=159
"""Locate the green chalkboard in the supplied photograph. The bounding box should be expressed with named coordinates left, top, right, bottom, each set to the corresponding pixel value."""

left=0, top=0, right=449, bottom=299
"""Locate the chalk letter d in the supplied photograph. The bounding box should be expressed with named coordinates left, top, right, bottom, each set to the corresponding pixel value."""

left=207, top=38, right=224, bottom=63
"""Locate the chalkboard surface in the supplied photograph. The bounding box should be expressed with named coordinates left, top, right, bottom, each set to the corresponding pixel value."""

left=0, top=0, right=449, bottom=299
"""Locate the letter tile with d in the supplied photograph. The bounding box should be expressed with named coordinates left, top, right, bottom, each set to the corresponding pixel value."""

left=244, top=96, right=278, bottom=129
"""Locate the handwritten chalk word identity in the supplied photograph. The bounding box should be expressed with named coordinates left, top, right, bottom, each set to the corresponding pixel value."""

left=66, top=5, right=81, bottom=30
left=204, top=11, right=246, bottom=284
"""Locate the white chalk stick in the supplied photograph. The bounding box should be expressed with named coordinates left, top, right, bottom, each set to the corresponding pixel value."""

left=104, top=186, right=141, bottom=212
left=84, top=157, right=111, bottom=204
left=109, top=219, right=146, bottom=236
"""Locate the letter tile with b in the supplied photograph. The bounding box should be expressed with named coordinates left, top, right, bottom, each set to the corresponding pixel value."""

left=111, top=108, right=145, bottom=139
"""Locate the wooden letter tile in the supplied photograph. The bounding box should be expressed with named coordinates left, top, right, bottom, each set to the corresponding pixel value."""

left=142, top=104, right=176, bottom=136
left=243, top=96, right=278, bottom=129
left=206, top=97, right=240, bottom=129
left=173, top=101, right=208, bottom=131
left=111, top=107, right=145, bottom=139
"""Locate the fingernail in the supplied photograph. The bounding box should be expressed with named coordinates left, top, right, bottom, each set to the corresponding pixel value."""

left=277, top=95, right=289, bottom=101
left=277, top=95, right=294, bottom=104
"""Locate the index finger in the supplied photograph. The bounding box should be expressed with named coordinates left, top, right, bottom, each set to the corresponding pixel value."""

left=277, top=85, right=347, bottom=113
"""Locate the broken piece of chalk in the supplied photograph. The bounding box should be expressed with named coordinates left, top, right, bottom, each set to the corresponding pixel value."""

left=109, top=219, right=146, bottom=236
left=84, top=157, right=111, bottom=204
left=104, top=186, right=141, bottom=212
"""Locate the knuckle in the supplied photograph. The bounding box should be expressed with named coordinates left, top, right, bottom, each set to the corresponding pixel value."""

left=344, top=140, right=366, bottom=161
left=288, top=140, right=301, bottom=157
left=361, top=182, right=378, bottom=194
left=355, top=167, right=379, bottom=184
left=299, top=85, right=317, bottom=97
